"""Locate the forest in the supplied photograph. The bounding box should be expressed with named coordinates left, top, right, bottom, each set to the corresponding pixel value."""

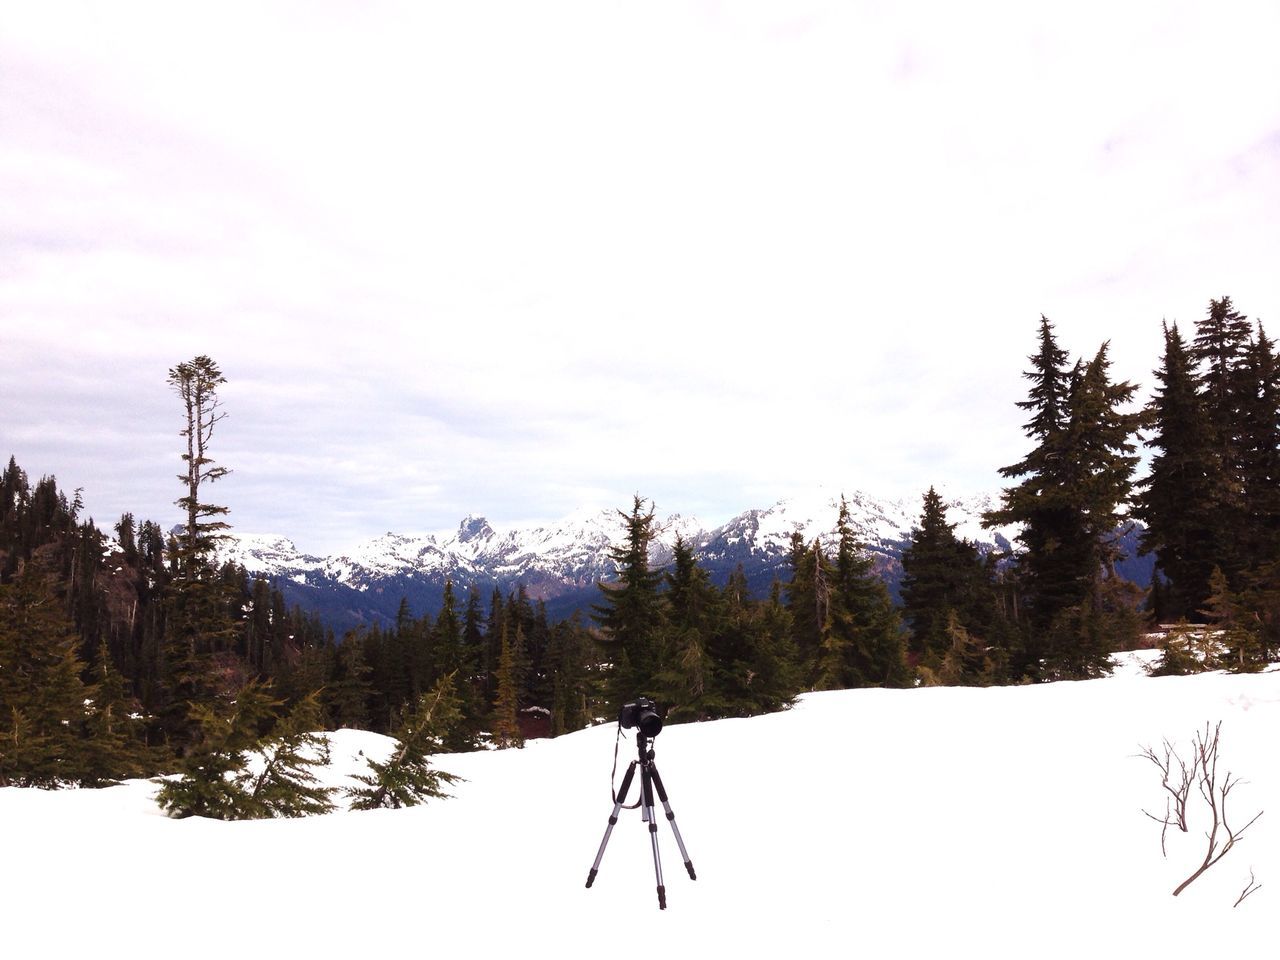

left=2, top=296, right=1279, bottom=815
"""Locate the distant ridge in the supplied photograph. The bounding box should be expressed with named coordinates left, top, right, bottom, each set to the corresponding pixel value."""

left=216, top=489, right=1151, bottom=630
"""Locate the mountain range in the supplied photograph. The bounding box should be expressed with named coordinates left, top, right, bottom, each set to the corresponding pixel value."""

left=216, top=488, right=1152, bottom=631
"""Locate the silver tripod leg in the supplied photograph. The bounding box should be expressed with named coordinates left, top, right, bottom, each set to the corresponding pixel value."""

left=640, top=762, right=667, bottom=909
left=649, top=762, right=696, bottom=880
left=585, top=761, right=636, bottom=889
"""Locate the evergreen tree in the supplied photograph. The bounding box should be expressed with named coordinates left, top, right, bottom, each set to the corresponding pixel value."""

left=347, top=674, right=463, bottom=810
left=0, top=565, right=96, bottom=787
left=328, top=633, right=373, bottom=729
left=714, top=569, right=800, bottom=715
left=784, top=533, right=831, bottom=682
left=168, top=356, right=232, bottom=566
left=155, top=680, right=280, bottom=819
left=161, top=356, right=239, bottom=745
left=1189, top=295, right=1254, bottom=584
left=935, top=612, right=998, bottom=686
left=546, top=615, right=597, bottom=736
left=238, top=693, right=336, bottom=818
left=592, top=497, right=667, bottom=707
left=815, top=498, right=911, bottom=689
left=987, top=322, right=1142, bottom=677
left=489, top=623, right=523, bottom=748
left=1203, top=566, right=1265, bottom=673
left=80, top=650, right=156, bottom=785
left=1238, top=322, right=1280, bottom=571
left=1136, top=322, right=1220, bottom=619
left=984, top=316, right=1079, bottom=637
left=656, top=536, right=719, bottom=720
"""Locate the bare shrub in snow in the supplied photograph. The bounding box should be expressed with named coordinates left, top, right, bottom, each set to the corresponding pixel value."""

left=1138, top=721, right=1264, bottom=899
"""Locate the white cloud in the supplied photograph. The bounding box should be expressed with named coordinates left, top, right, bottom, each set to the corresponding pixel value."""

left=2, top=0, right=1278, bottom=553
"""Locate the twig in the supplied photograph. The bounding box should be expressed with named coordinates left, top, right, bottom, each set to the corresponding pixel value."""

left=1233, top=868, right=1262, bottom=908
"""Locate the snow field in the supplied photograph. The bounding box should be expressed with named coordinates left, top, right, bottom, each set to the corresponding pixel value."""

left=3, top=658, right=1278, bottom=958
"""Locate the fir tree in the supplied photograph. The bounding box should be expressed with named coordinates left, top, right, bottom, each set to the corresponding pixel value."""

left=80, top=650, right=156, bottom=785
left=1237, top=322, right=1280, bottom=571
left=238, top=693, right=336, bottom=818
left=489, top=623, right=523, bottom=748
left=816, top=498, right=911, bottom=689
left=784, top=533, right=832, bottom=682
left=936, top=612, right=998, bottom=686
left=0, top=565, right=96, bottom=787
left=347, top=674, right=463, bottom=810
left=715, top=569, right=800, bottom=716
left=155, top=680, right=280, bottom=819
left=328, top=633, right=373, bottom=730
left=987, top=322, right=1142, bottom=677
left=1189, top=296, right=1254, bottom=585
left=1136, top=322, right=1220, bottom=619
left=593, top=496, right=667, bottom=708
left=1203, top=567, right=1265, bottom=673
left=656, top=536, right=719, bottom=720
left=546, top=615, right=597, bottom=736
left=161, top=356, right=239, bottom=745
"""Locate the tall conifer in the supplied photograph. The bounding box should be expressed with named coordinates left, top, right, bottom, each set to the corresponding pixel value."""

left=593, top=497, right=667, bottom=708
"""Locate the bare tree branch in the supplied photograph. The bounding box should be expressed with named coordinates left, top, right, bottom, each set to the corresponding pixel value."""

left=1171, top=722, right=1264, bottom=897
left=1233, top=868, right=1262, bottom=908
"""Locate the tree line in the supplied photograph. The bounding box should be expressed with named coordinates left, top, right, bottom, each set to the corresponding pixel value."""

left=3, top=295, right=1279, bottom=807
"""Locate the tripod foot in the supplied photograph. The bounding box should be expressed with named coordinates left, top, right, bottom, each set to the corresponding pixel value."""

left=657, top=885, right=666, bottom=910
left=684, top=861, right=696, bottom=880
left=585, top=868, right=598, bottom=889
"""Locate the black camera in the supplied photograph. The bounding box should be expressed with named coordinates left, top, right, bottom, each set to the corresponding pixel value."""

left=618, top=697, right=663, bottom=737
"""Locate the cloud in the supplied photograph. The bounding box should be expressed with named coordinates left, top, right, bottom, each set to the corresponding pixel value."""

left=2, top=1, right=1278, bottom=553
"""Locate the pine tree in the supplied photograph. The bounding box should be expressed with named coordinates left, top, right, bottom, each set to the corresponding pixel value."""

left=1136, top=322, right=1220, bottom=619
left=328, top=633, right=373, bottom=729
left=714, top=569, right=800, bottom=716
left=0, top=565, right=96, bottom=787
left=592, top=497, right=667, bottom=708
left=80, top=650, right=156, bottom=785
left=984, top=316, right=1079, bottom=640
left=162, top=356, right=239, bottom=744
left=1237, top=322, right=1280, bottom=571
left=168, top=356, right=232, bottom=567
left=155, top=680, right=280, bottom=819
left=238, top=693, right=336, bottom=817
left=784, top=533, right=831, bottom=683
left=816, top=498, right=911, bottom=689
left=656, top=536, right=719, bottom=720
left=1190, top=296, right=1254, bottom=585
left=936, top=612, right=998, bottom=686
left=347, top=674, right=463, bottom=810
left=546, top=615, right=597, bottom=736
left=489, top=623, right=523, bottom=748
left=987, top=322, right=1142, bottom=677
left=1203, top=566, right=1265, bottom=673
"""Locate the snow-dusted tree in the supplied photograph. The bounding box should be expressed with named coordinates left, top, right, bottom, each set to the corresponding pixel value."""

left=238, top=693, right=335, bottom=817
left=347, top=674, right=463, bottom=810
left=155, top=680, right=279, bottom=820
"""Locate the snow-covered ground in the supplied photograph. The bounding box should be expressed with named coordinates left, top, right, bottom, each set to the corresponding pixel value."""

left=4, top=653, right=1278, bottom=957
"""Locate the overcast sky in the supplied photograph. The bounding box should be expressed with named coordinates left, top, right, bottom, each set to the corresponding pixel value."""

left=3, top=1, right=1278, bottom=555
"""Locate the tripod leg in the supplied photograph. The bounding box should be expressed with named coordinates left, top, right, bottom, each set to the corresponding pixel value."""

left=648, top=762, right=696, bottom=880
left=586, top=761, right=636, bottom=888
left=640, top=763, right=667, bottom=909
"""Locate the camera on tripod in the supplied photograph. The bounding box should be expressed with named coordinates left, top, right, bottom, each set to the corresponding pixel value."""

left=618, top=697, right=663, bottom=738
left=587, top=695, right=695, bottom=909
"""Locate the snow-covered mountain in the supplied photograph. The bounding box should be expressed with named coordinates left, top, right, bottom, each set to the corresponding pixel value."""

left=217, top=489, right=1023, bottom=629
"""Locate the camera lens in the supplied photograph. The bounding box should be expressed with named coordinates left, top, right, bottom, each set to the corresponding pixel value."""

left=638, top=708, right=662, bottom=737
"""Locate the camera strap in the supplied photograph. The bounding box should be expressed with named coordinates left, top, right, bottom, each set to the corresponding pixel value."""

left=611, top=723, right=641, bottom=809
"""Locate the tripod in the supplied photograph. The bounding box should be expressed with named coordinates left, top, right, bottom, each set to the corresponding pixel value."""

left=585, top=730, right=696, bottom=909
